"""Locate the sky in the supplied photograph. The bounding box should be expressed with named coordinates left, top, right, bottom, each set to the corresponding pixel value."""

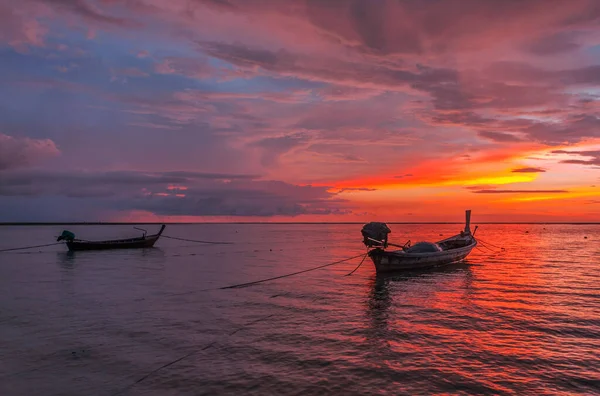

left=0, top=0, right=599, bottom=223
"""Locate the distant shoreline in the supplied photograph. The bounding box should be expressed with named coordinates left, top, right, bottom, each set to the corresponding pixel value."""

left=1, top=222, right=599, bottom=226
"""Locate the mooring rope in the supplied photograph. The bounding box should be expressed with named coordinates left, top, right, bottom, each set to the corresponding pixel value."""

left=0, top=242, right=64, bottom=253
left=218, top=253, right=366, bottom=290
left=476, top=242, right=497, bottom=253
left=112, top=251, right=368, bottom=393
left=476, top=237, right=505, bottom=251
left=162, top=235, right=234, bottom=245
left=111, top=313, right=275, bottom=396
left=345, top=252, right=369, bottom=276
left=166, top=252, right=367, bottom=297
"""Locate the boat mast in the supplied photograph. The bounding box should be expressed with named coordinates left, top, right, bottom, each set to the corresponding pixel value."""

left=464, top=210, right=472, bottom=234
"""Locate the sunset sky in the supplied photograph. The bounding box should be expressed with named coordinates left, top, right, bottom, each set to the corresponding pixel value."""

left=1, top=0, right=599, bottom=222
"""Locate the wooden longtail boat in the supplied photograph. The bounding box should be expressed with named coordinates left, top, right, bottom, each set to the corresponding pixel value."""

left=361, top=210, right=477, bottom=273
left=57, top=225, right=166, bottom=251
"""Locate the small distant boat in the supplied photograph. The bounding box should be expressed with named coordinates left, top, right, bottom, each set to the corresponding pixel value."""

left=361, top=210, right=477, bottom=273
left=57, top=225, right=166, bottom=251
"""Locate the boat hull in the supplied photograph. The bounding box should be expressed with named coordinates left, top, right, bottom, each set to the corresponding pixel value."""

left=65, top=225, right=165, bottom=251
left=368, top=241, right=476, bottom=273
left=66, top=237, right=160, bottom=251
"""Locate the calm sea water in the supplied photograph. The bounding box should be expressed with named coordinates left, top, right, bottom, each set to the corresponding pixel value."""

left=0, top=224, right=598, bottom=395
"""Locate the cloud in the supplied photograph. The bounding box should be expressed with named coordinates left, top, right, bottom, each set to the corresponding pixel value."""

left=0, top=169, right=258, bottom=190
left=0, top=133, right=60, bottom=170
left=471, top=189, right=569, bottom=194
left=154, top=57, right=217, bottom=80
left=112, top=67, right=149, bottom=78
left=3, top=0, right=600, bottom=222
left=511, top=167, right=546, bottom=173
left=132, top=181, right=349, bottom=217
left=0, top=2, right=47, bottom=49
left=0, top=168, right=348, bottom=218
left=552, top=149, right=600, bottom=166
left=337, top=187, right=377, bottom=193
left=249, top=133, right=310, bottom=166
left=524, top=32, right=581, bottom=55
left=42, top=0, right=131, bottom=27
left=110, top=67, right=150, bottom=82
left=478, top=131, right=524, bottom=143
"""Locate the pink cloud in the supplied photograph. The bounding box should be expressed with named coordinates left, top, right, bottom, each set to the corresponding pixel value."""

left=0, top=2, right=47, bottom=49
left=0, top=133, right=60, bottom=170
left=3, top=0, right=600, bottom=221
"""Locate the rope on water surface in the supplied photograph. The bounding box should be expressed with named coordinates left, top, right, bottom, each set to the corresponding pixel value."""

left=476, top=237, right=505, bottom=251
left=345, top=252, right=369, bottom=276
left=218, top=252, right=366, bottom=290
left=110, top=314, right=275, bottom=396
left=0, top=242, right=64, bottom=253
left=161, top=234, right=234, bottom=245
left=476, top=242, right=497, bottom=253
left=166, top=252, right=367, bottom=297
left=112, top=251, right=366, bottom=392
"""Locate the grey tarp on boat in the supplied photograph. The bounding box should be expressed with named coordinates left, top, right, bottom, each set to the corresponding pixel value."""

left=404, top=242, right=443, bottom=253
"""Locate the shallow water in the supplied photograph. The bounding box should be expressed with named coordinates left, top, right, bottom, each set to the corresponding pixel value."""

left=0, top=223, right=599, bottom=395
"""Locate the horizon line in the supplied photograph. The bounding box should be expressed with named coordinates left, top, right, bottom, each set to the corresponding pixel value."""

left=1, top=222, right=599, bottom=226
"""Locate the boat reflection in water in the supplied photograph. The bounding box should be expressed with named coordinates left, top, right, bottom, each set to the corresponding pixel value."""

left=364, top=263, right=475, bottom=351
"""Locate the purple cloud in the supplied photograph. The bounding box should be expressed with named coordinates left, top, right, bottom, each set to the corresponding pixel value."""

left=478, top=131, right=524, bottom=143
left=0, top=168, right=348, bottom=219
left=552, top=150, right=600, bottom=166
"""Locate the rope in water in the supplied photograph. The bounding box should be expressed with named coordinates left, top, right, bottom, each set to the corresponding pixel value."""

left=218, top=253, right=366, bottom=290
left=111, top=313, right=275, bottom=395
left=161, top=235, right=234, bottom=245
left=167, top=252, right=367, bottom=297
left=476, top=241, right=497, bottom=253
left=476, top=237, right=505, bottom=251
left=345, top=252, right=369, bottom=276
left=0, top=235, right=231, bottom=253
left=115, top=252, right=369, bottom=392
left=0, top=242, right=64, bottom=253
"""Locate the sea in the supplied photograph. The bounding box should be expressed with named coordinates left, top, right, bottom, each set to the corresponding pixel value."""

left=0, top=223, right=598, bottom=396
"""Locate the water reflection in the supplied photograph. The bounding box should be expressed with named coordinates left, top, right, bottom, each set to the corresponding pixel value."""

left=56, top=247, right=168, bottom=268
left=365, top=263, right=475, bottom=334
left=57, top=251, right=77, bottom=269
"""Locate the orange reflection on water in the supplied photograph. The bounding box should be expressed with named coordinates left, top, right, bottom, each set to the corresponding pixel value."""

left=346, top=223, right=599, bottom=394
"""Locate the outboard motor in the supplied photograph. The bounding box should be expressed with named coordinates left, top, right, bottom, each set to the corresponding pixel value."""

left=57, top=230, right=75, bottom=242
left=361, top=222, right=391, bottom=248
